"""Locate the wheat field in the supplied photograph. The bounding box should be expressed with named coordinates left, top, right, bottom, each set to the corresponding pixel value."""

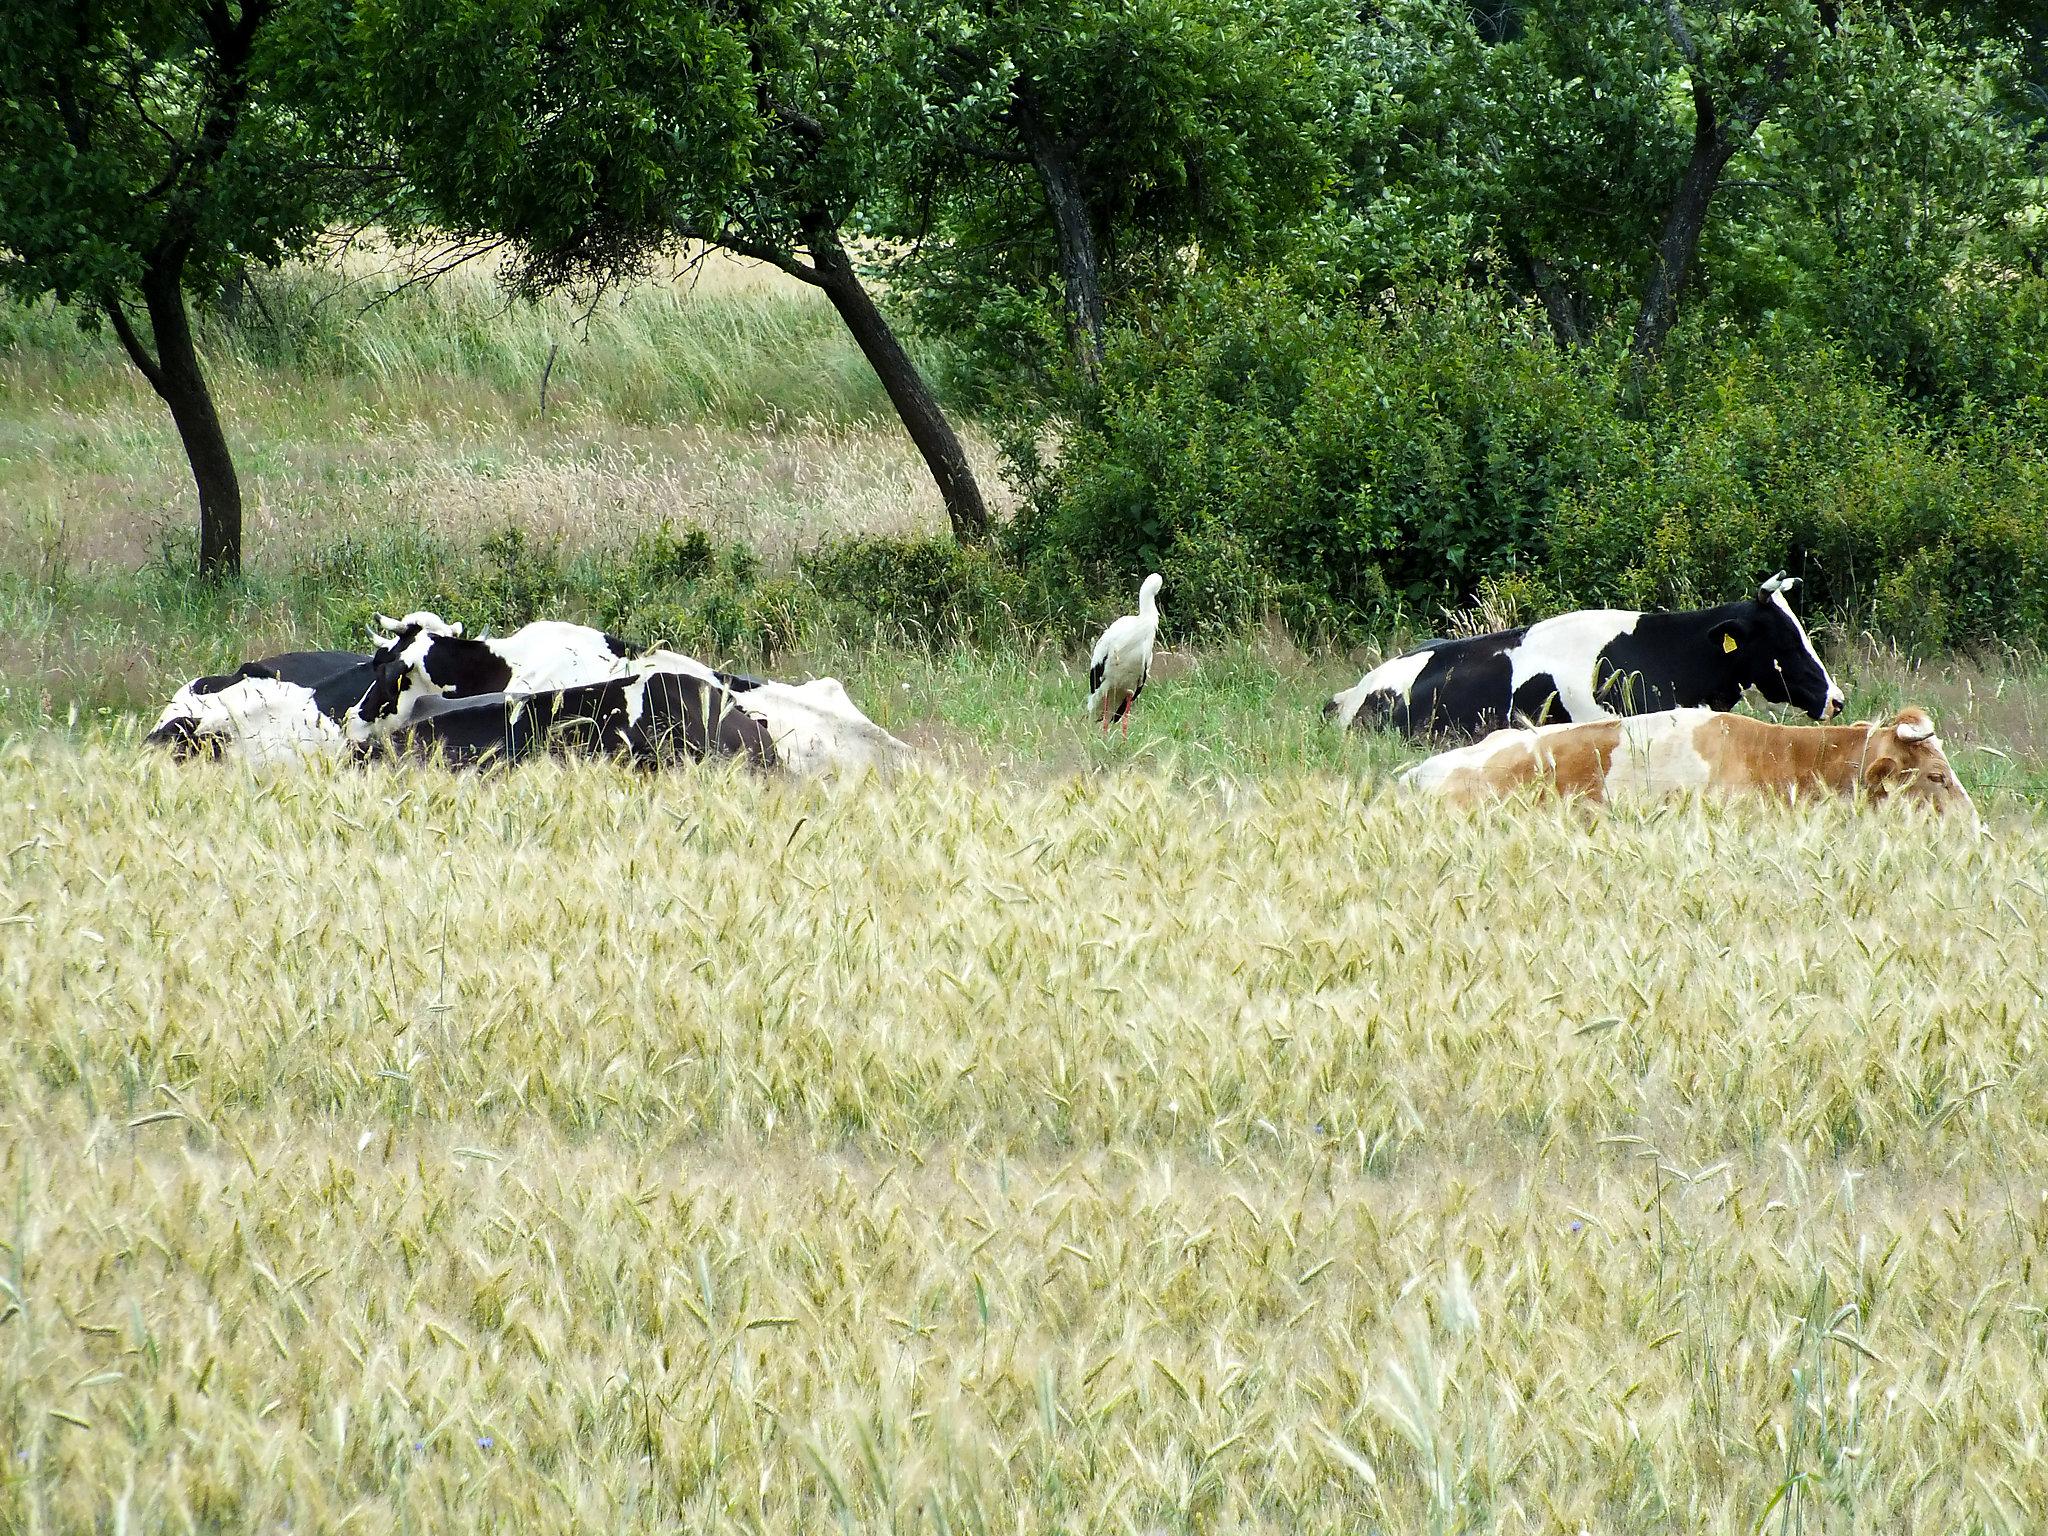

left=3, top=740, right=2045, bottom=1534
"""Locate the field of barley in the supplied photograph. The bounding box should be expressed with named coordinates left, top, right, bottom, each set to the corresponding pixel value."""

left=6, top=254, right=2048, bottom=1534
left=3, top=742, right=2046, bottom=1534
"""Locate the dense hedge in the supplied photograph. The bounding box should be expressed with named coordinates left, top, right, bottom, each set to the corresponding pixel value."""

left=1010, top=278, right=2048, bottom=650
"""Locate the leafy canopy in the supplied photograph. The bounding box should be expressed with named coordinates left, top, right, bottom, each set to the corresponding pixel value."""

left=0, top=0, right=347, bottom=307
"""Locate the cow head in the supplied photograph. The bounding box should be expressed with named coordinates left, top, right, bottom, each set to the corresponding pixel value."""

left=1724, top=573, right=1845, bottom=721
left=348, top=624, right=514, bottom=741
left=1858, top=708, right=1978, bottom=823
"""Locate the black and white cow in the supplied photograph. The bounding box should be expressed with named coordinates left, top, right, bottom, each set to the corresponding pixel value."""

left=361, top=669, right=777, bottom=771
left=147, top=650, right=376, bottom=763
left=343, top=619, right=647, bottom=741
left=144, top=613, right=467, bottom=763
left=351, top=623, right=910, bottom=774
left=634, top=652, right=912, bottom=775
left=1325, top=574, right=1845, bottom=739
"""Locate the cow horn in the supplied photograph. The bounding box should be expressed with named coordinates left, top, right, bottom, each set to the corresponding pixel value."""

left=374, top=613, right=402, bottom=633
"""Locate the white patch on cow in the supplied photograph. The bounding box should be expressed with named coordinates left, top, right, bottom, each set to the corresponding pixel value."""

left=486, top=621, right=633, bottom=694
left=1399, top=724, right=1533, bottom=792
left=621, top=673, right=651, bottom=727
left=1328, top=648, right=1436, bottom=729
left=1770, top=589, right=1844, bottom=713
left=376, top=610, right=462, bottom=639
left=1506, top=609, right=1640, bottom=722
left=634, top=649, right=723, bottom=686
left=154, top=677, right=345, bottom=765
left=741, top=679, right=911, bottom=776
left=1603, top=708, right=1717, bottom=798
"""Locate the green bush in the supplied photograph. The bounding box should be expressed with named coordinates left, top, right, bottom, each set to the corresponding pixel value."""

left=1018, top=276, right=2048, bottom=650
left=799, top=536, right=1056, bottom=647
left=1015, top=279, right=1639, bottom=639
left=1551, top=352, right=2048, bottom=651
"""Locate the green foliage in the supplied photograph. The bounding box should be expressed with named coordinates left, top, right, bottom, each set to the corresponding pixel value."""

left=1309, top=1, right=2042, bottom=370
left=343, top=0, right=758, bottom=288
left=1551, top=350, right=2048, bottom=652
left=1022, top=277, right=2048, bottom=650
left=1015, top=279, right=1630, bottom=637
left=0, top=0, right=345, bottom=307
left=798, top=536, right=1057, bottom=646
left=876, top=0, right=1347, bottom=398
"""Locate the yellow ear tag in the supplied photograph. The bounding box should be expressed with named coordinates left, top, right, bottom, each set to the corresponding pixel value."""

left=1722, top=634, right=1738, bottom=653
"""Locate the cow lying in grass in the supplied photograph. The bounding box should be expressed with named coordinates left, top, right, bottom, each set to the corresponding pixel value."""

left=361, top=669, right=778, bottom=771
left=145, top=650, right=371, bottom=763
left=143, top=613, right=480, bottom=763
left=1329, top=575, right=1844, bottom=739
left=1402, top=706, right=1977, bottom=823
left=349, top=621, right=910, bottom=774
left=150, top=610, right=907, bottom=774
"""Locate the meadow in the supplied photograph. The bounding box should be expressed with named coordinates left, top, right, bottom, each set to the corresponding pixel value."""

left=3, top=256, right=2048, bottom=1534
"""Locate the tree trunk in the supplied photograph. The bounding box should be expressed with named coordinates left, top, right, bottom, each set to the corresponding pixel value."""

left=1514, top=246, right=1585, bottom=348
left=109, top=260, right=243, bottom=578
left=1024, top=134, right=1107, bottom=385
left=1630, top=124, right=1738, bottom=363
left=806, top=229, right=991, bottom=541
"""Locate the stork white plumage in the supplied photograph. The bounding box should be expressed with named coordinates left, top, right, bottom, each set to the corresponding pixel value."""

left=1086, top=573, right=1163, bottom=736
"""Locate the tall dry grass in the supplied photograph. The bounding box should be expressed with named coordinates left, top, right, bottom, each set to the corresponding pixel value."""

left=0, top=247, right=981, bottom=576
left=4, top=742, right=2045, bottom=1532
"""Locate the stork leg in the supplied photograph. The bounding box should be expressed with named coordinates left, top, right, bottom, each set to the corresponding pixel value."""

left=1121, top=699, right=1132, bottom=739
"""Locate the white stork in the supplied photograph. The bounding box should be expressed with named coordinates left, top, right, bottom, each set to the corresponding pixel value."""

left=1086, top=572, right=1163, bottom=736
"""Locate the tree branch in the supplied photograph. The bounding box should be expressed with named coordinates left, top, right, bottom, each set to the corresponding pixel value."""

left=103, top=295, right=166, bottom=394
left=1655, top=0, right=1700, bottom=69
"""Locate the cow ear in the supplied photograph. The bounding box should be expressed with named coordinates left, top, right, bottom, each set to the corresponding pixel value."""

left=1894, top=708, right=1935, bottom=742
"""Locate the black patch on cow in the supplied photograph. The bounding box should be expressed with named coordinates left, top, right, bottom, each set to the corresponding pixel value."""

left=353, top=627, right=517, bottom=729
left=247, top=650, right=378, bottom=718
left=1509, top=673, right=1571, bottom=726
left=602, top=631, right=642, bottom=660
left=366, top=670, right=776, bottom=771
left=1592, top=609, right=1746, bottom=716
left=189, top=662, right=279, bottom=695
left=177, top=650, right=378, bottom=723
left=1358, top=629, right=1524, bottom=736
left=144, top=715, right=222, bottom=760
left=417, top=636, right=516, bottom=698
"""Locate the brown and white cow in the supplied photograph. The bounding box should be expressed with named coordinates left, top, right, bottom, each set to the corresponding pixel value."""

left=1402, top=706, right=1978, bottom=824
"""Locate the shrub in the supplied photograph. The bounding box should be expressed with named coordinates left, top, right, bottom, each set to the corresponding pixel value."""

left=799, top=536, right=1057, bottom=648
left=1019, top=275, right=2048, bottom=649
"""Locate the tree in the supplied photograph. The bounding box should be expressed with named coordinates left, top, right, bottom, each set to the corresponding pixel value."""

left=351, top=0, right=992, bottom=538
left=0, top=0, right=353, bottom=578
left=875, top=0, right=1343, bottom=391
left=1333, top=1, right=2019, bottom=371
left=1629, top=1, right=1835, bottom=362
